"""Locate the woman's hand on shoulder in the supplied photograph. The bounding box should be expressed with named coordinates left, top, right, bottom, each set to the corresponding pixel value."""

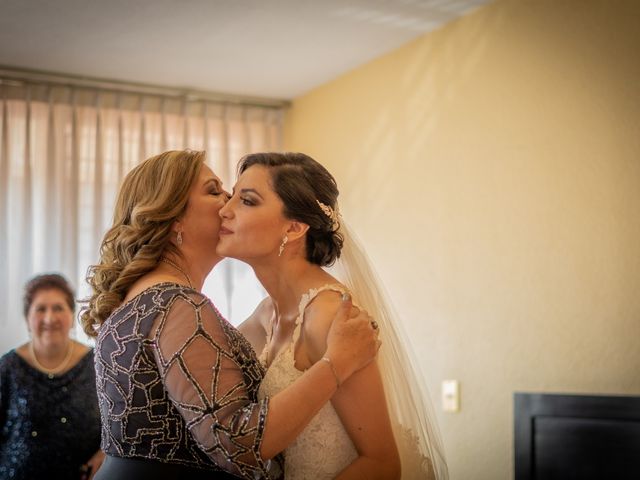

left=305, top=292, right=379, bottom=384
left=302, top=291, right=344, bottom=361
left=305, top=293, right=399, bottom=479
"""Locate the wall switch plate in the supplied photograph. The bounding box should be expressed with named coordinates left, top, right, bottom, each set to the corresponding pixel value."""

left=442, top=380, right=460, bottom=412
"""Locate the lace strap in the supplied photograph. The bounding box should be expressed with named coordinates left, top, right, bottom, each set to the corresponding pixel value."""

left=291, top=283, right=348, bottom=345
left=260, top=307, right=276, bottom=365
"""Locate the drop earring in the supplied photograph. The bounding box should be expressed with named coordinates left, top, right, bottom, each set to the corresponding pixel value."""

left=177, top=231, right=183, bottom=246
left=278, top=236, right=288, bottom=257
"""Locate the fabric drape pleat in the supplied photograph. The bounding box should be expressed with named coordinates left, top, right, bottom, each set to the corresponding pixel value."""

left=0, top=90, right=9, bottom=326
left=116, top=94, right=124, bottom=181
left=160, top=98, right=168, bottom=152
left=0, top=83, right=280, bottom=350
left=203, top=102, right=209, bottom=153
left=93, top=93, right=104, bottom=250
left=45, top=88, right=58, bottom=269
left=68, top=90, right=80, bottom=280
left=138, top=96, right=146, bottom=162
left=181, top=100, right=189, bottom=148
left=22, top=88, right=33, bottom=277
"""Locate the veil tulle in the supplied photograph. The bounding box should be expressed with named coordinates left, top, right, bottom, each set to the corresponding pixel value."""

left=329, top=220, right=449, bottom=480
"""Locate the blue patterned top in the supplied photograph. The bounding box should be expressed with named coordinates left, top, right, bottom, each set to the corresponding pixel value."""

left=0, top=348, right=101, bottom=479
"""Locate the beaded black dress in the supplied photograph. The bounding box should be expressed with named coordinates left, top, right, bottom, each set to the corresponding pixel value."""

left=0, top=349, right=101, bottom=480
left=93, top=283, right=283, bottom=479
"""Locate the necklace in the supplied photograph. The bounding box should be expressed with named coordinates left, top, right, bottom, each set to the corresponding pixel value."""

left=160, top=257, right=194, bottom=288
left=29, top=340, right=74, bottom=379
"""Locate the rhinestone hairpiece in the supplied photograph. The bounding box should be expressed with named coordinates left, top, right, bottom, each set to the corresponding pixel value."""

left=316, top=200, right=340, bottom=231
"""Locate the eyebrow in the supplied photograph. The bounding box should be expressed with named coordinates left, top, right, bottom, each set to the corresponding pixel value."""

left=239, top=188, right=264, bottom=199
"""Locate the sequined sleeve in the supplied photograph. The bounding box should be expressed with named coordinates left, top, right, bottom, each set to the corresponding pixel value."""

left=150, top=290, right=273, bottom=479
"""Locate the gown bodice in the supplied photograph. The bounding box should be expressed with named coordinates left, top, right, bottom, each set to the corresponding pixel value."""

left=258, top=284, right=358, bottom=479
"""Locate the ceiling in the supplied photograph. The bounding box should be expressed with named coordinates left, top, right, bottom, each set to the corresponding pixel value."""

left=0, top=0, right=491, bottom=100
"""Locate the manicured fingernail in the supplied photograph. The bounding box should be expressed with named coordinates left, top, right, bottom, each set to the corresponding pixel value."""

left=342, top=293, right=351, bottom=302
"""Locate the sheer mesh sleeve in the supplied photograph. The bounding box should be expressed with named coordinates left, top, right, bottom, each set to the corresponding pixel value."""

left=150, top=291, right=278, bottom=479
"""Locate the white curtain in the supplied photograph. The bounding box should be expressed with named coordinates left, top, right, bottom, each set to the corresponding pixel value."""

left=0, top=81, right=282, bottom=352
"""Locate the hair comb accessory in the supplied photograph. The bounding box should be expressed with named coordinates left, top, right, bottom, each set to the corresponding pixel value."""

left=316, top=200, right=340, bottom=232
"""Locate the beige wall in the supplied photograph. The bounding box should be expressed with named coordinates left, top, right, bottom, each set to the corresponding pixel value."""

left=283, top=1, right=640, bottom=478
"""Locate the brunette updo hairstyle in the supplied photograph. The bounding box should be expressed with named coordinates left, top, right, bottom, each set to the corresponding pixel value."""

left=24, top=273, right=75, bottom=317
left=238, top=152, right=344, bottom=266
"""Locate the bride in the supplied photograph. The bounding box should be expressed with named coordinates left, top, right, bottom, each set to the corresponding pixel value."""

left=217, top=152, right=448, bottom=480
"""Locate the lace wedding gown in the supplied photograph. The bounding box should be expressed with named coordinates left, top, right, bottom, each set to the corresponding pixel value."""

left=258, top=216, right=448, bottom=480
left=258, top=284, right=358, bottom=479
left=258, top=282, right=444, bottom=480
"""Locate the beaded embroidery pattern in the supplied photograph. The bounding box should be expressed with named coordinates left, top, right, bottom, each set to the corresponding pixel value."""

left=94, top=283, right=283, bottom=479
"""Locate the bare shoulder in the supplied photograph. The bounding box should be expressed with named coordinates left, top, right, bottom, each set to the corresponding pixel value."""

left=237, top=297, right=273, bottom=352
left=304, top=289, right=344, bottom=324
left=301, top=288, right=346, bottom=361
left=241, top=297, right=274, bottom=331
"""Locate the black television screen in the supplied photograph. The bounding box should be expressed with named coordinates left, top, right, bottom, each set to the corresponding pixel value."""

left=514, top=392, right=640, bottom=480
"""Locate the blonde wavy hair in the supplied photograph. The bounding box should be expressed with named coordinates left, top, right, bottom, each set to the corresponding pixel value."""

left=80, top=150, right=206, bottom=336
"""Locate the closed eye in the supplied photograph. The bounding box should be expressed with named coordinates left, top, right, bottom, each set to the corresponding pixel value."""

left=204, top=178, right=223, bottom=195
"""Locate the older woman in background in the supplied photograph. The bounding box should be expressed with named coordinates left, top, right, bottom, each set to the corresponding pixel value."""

left=0, top=273, right=103, bottom=479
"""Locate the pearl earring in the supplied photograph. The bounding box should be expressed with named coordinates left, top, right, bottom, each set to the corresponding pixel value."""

left=177, top=231, right=183, bottom=246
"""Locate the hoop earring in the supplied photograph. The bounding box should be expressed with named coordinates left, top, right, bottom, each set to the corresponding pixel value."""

left=177, top=231, right=183, bottom=246
left=278, top=236, right=288, bottom=257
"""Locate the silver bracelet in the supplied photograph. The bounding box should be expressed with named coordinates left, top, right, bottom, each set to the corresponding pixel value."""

left=321, top=357, right=341, bottom=388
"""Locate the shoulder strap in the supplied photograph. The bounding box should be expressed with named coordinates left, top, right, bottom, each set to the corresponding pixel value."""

left=291, top=283, right=348, bottom=345
left=260, top=309, right=276, bottom=364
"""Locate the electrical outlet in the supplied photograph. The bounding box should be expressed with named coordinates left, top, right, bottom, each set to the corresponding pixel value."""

left=442, top=380, right=460, bottom=412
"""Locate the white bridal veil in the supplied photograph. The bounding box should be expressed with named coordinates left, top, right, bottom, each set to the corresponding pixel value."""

left=331, top=221, right=449, bottom=480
